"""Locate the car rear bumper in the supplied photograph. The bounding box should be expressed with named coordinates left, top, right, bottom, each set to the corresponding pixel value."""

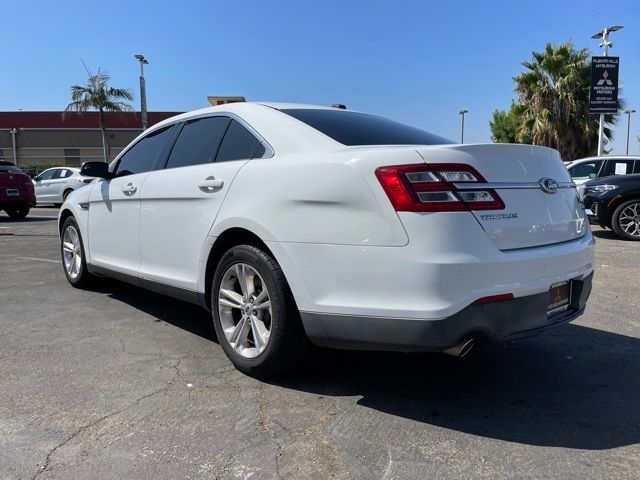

left=268, top=214, right=595, bottom=320
left=0, top=197, right=36, bottom=208
left=301, top=272, right=593, bottom=351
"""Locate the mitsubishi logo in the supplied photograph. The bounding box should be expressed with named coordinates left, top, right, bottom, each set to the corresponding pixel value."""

left=539, top=177, right=559, bottom=194
left=597, top=70, right=613, bottom=86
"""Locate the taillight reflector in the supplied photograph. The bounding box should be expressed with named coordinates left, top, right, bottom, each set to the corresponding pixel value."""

left=473, top=293, right=514, bottom=304
left=375, top=163, right=505, bottom=212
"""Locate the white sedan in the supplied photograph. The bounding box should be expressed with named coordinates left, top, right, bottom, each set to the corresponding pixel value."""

left=33, top=167, right=94, bottom=205
left=58, top=102, right=595, bottom=376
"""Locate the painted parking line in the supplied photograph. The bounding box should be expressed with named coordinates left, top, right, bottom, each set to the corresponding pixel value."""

left=0, top=254, right=59, bottom=264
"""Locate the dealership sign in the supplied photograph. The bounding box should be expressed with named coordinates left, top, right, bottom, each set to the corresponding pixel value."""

left=589, top=56, right=619, bottom=114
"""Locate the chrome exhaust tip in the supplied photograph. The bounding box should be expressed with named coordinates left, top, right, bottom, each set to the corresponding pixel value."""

left=442, top=338, right=476, bottom=358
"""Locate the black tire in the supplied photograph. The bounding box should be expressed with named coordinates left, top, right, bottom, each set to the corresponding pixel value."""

left=5, top=207, right=29, bottom=219
left=62, top=189, right=73, bottom=201
left=60, top=216, right=95, bottom=288
left=611, top=200, right=640, bottom=241
left=211, top=244, right=309, bottom=377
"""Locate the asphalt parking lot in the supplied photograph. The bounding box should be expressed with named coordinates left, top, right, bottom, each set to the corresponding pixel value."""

left=1, top=207, right=639, bottom=480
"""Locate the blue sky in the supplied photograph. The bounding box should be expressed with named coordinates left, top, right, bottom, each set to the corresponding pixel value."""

left=2, top=0, right=639, bottom=154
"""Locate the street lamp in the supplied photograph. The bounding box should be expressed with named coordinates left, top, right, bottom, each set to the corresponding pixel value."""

left=624, top=108, right=636, bottom=155
left=459, top=109, right=468, bottom=144
left=590, top=25, right=623, bottom=156
left=9, top=128, right=18, bottom=165
left=134, top=54, right=149, bottom=130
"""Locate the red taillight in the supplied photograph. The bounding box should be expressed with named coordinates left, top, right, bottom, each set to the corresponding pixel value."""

left=20, top=174, right=34, bottom=188
left=375, top=163, right=504, bottom=212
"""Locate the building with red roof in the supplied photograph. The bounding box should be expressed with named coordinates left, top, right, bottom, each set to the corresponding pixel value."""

left=0, top=111, right=181, bottom=168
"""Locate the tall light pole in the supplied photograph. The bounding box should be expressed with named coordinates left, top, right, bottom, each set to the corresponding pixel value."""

left=459, top=109, right=468, bottom=144
left=624, top=109, right=636, bottom=155
left=9, top=128, right=18, bottom=165
left=134, top=54, right=149, bottom=130
left=591, top=25, right=623, bottom=156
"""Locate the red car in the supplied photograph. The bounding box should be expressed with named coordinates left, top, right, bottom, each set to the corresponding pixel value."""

left=0, top=161, right=36, bottom=219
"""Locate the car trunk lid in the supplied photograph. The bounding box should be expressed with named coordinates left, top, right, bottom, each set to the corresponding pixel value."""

left=415, top=144, right=587, bottom=251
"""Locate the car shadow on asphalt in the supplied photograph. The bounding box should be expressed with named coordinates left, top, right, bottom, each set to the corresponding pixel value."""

left=0, top=216, right=56, bottom=223
left=591, top=228, right=625, bottom=241
left=274, top=325, right=640, bottom=450
left=93, top=280, right=639, bottom=451
left=95, top=279, right=219, bottom=343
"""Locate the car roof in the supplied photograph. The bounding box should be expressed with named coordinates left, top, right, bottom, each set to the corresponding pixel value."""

left=42, top=167, right=79, bottom=172
left=134, top=102, right=348, bottom=158
left=569, top=156, right=640, bottom=164
left=151, top=102, right=348, bottom=127
left=586, top=173, right=640, bottom=186
left=255, top=102, right=344, bottom=111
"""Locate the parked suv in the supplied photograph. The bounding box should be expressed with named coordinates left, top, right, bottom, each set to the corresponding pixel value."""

left=59, top=103, right=594, bottom=376
left=33, top=167, right=94, bottom=206
left=0, top=161, right=36, bottom=219
left=566, top=156, right=640, bottom=185
left=583, top=173, right=640, bottom=240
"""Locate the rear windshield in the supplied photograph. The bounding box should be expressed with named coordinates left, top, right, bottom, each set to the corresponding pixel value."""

left=0, top=165, right=21, bottom=173
left=281, top=109, right=453, bottom=146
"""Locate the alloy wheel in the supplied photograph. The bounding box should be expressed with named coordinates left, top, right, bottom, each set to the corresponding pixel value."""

left=618, top=202, right=640, bottom=238
left=218, top=263, right=272, bottom=358
left=62, top=225, right=82, bottom=279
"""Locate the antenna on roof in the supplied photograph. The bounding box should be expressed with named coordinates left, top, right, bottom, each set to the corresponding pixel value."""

left=331, top=104, right=347, bottom=109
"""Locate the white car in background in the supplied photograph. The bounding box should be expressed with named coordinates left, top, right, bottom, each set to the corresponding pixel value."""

left=58, top=102, right=594, bottom=377
left=33, top=167, right=94, bottom=206
left=566, top=156, right=640, bottom=185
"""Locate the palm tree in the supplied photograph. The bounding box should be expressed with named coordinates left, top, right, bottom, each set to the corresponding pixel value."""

left=63, top=68, right=133, bottom=162
left=512, top=42, right=620, bottom=161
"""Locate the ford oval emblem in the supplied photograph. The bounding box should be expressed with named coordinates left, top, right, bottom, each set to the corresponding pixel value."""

left=539, top=177, right=559, bottom=194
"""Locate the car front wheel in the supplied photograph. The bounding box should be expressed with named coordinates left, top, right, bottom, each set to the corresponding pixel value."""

left=611, top=200, right=640, bottom=241
left=60, top=217, right=94, bottom=287
left=211, top=244, right=308, bottom=377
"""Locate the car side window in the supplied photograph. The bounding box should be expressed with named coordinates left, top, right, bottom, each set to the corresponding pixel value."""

left=600, top=159, right=635, bottom=177
left=38, top=170, right=56, bottom=181
left=114, top=125, right=175, bottom=177
left=165, top=116, right=230, bottom=169
left=633, top=161, right=640, bottom=174
left=215, top=120, right=265, bottom=163
left=52, top=169, right=65, bottom=179
left=62, top=169, right=74, bottom=178
left=569, top=160, right=603, bottom=180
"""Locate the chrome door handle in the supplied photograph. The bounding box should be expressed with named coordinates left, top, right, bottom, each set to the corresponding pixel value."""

left=122, top=183, right=137, bottom=194
left=198, top=176, right=224, bottom=193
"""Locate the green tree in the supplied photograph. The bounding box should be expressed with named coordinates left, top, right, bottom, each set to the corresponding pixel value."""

left=63, top=68, right=133, bottom=162
left=490, top=101, right=531, bottom=144
left=512, top=41, right=619, bottom=161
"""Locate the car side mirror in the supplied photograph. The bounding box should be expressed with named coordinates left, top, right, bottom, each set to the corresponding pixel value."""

left=80, top=161, right=112, bottom=179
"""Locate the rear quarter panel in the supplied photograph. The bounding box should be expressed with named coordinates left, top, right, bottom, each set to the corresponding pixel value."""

left=210, top=150, right=418, bottom=246
left=207, top=148, right=423, bottom=311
